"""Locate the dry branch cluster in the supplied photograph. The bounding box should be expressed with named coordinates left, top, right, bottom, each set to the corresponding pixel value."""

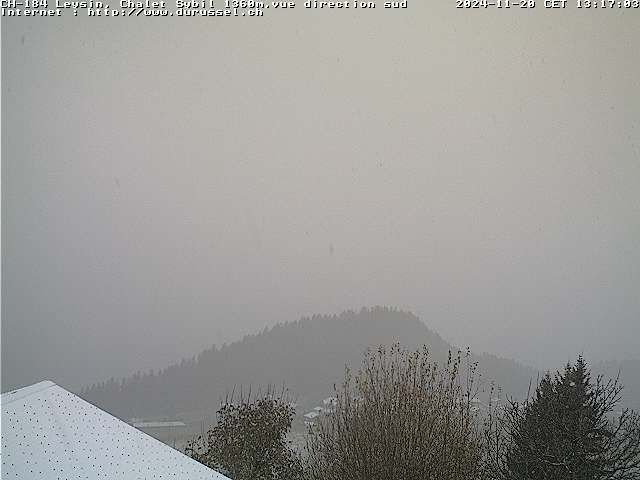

left=305, top=344, right=486, bottom=480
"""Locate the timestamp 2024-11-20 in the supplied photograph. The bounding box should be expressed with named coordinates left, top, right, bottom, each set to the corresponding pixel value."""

left=456, top=0, right=639, bottom=7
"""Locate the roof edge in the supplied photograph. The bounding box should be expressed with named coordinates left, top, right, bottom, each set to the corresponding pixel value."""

left=1, top=381, right=56, bottom=404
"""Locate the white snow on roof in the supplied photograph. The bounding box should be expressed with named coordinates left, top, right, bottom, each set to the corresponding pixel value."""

left=1, top=381, right=229, bottom=480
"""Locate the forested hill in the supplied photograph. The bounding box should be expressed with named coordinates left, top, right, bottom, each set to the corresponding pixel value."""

left=81, top=307, right=542, bottom=420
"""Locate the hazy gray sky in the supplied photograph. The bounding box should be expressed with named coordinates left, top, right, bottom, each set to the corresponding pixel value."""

left=2, top=5, right=639, bottom=391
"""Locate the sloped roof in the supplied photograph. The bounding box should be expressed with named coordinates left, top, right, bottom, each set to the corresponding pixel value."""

left=0, top=381, right=229, bottom=480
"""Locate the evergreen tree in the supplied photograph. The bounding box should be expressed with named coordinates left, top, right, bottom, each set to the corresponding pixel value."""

left=489, top=356, right=640, bottom=480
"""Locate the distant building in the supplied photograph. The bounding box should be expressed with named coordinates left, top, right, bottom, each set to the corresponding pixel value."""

left=323, top=396, right=338, bottom=407
left=304, top=410, right=320, bottom=427
left=133, top=421, right=186, bottom=429
left=131, top=420, right=188, bottom=443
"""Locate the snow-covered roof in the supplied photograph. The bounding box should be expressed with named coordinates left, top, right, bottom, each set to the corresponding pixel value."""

left=0, top=381, right=229, bottom=480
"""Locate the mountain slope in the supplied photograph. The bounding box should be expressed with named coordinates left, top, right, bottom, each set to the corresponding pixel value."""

left=82, top=307, right=541, bottom=420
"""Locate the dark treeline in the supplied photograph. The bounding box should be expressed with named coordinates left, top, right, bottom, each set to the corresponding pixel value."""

left=80, top=307, right=534, bottom=419
left=80, top=307, right=639, bottom=420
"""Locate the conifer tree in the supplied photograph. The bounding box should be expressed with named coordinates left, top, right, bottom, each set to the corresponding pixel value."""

left=487, top=356, right=640, bottom=480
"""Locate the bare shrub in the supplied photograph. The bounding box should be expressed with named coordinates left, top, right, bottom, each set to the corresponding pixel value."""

left=305, top=344, right=486, bottom=480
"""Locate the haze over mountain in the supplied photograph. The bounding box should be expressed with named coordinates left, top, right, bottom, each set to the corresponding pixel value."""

left=3, top=4, right=639, bottom=394
left=80, top=308, right=640, bottom=421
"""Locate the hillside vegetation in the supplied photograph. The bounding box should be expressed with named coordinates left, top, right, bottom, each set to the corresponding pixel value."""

left=82, top=307, right=541, bottom=419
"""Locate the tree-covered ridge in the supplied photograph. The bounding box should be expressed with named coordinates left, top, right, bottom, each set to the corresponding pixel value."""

left=80, top=307, right=538, bottom=420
